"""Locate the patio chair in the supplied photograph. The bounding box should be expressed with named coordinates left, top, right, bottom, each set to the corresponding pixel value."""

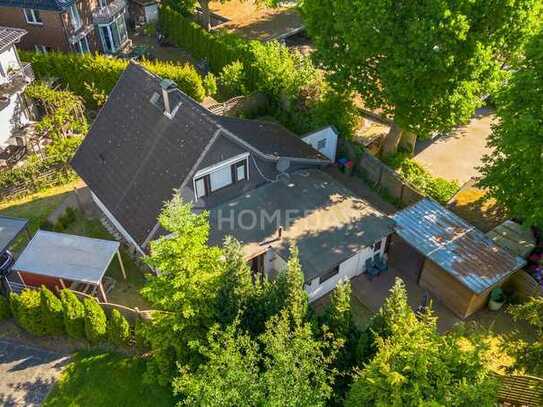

left=365, top=258, right=380, bottom=280
left=374, top=256, right=388, bottom=273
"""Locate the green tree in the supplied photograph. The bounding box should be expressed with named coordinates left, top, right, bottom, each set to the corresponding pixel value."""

left=83, top=297, right=107, bottom=344
left=507, top=297, right=543, bottom=376
left=60, top=289, right=85, bottom=339
left=346, top=278, right=498, bottom=406
left=40, top=286, right=65, bottom=336
left=141, top=195, right=224, bottom=384
left=175, top=311, right=338, bottom=407
left=301, top=0, right=542, bottom=155
left=216, top=237, right=255, bottom=327
left=479, top=30, right=543, bottom=227
left=108, top=309, right=131, bottom=347
left=282, top=245, right=308, bottom=325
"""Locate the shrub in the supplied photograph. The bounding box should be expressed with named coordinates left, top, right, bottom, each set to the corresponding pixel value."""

left=218, top=61, right=247, bottom=99
left=385, top=153, right=460, bottom=204
left=9, top=290, right=45, bottom=336
left=60, top=289, right=86, bottom=339
left=108, top=309, right=131, bottom=347
left=83, top=297, right=107, bottom=344
left=203, top=73, right=217, bottom=97
left=21, top=51, right=206, bottom=108
left=40, top=287, right=65, bottom=336
left=0, top=295, right=11, bottom=320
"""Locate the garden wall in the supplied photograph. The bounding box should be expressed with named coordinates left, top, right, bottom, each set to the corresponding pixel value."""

left=358, top=151, right=424, bottom=208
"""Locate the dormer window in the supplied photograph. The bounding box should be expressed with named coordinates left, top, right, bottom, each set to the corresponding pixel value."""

left=193, top=154, right=249, bottom=199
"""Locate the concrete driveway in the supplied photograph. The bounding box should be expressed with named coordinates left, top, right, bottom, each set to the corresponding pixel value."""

left=0, top=339, right=70, bottom=406
left=414, top=108, right=495, bottom=185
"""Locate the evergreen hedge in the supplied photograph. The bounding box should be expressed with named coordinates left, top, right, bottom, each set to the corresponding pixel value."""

left=108, top=309, right=131, bottom=347
left=0, top=296, right=11, bottom=320
left=21, top=51, right=206, bottom=107
left=60, top=289, right=86, bottom=339
left=83, top=297, right=107, bottom=344
left=40, top=287, right=65, bottom=336
left=9, top=290, right=45, bottom=336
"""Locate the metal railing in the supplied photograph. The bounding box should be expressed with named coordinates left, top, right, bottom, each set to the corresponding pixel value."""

left=92, top=0, right=127, bottom=24
left=5, top=62, right=34, bottom=84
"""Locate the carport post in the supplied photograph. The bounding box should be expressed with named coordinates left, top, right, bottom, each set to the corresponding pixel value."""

left=99, top=282, right=108, bottom=303
left=17, top=272, right=26, bottom=288
left=117, top=250, right=127, bottom=280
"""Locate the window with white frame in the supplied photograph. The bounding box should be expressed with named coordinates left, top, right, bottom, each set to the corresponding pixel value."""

left=98, top=0, right=108, bottom=7
left=76, top=35, right=90, bottom=53
left=98, top=13, right=128, bottom=54
left=193, top=154, right=249, bottom=199
left=68, top=4, right=82, bottom=31
left=24, top=9, right=42, bottom=24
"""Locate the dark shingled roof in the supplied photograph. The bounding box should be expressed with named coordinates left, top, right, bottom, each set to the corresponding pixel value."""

left=71, top=63, right=220, bottom=245
left=218, top=116, right=327, bottom=160
left=0, top=26, right=26, bottom=51
left=71, top=62, right=326, bottom=247
left=0, top=0, right=75, bottom=11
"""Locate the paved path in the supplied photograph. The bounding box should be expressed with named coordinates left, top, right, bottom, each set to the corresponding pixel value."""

left=414, top=108, right=495, bottom=185
left=0, top=339, right=70, bottom=406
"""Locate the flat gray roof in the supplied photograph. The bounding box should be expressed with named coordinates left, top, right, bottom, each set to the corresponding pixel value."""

left=209, top=169, right=395, bottom=281
left=13, top=230, right=120, bottom=285
left=393, top=199, right=526, bottom=294
left=0, top=216, right=28, bottom=253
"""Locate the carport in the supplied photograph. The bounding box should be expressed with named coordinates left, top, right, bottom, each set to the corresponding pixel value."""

left=0, top=216, right=30, bottom=253
left=11, top=230, right=126, bottom=302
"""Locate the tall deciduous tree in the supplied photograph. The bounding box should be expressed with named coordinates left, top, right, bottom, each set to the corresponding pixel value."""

left=346, top=278, right=498, bottom=406
left=479, top=30, right=543, bottom=228
left=301, top=0, right=542, bottom=155
left=141, top=195, right=224, bottom=384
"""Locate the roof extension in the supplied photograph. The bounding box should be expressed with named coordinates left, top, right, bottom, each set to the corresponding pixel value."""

left=0, top=0, right=75, bottom=11
left=208, top=169, right=395, bottom=282
left=0, top=26, right=26, bottom=51
left=13, top=230, right=120, bottom=285
left=0, top=215, right=28, bottom=253
left=71, top=62, right=327, bottom=246
left=393, top=198, right=526, bottom=294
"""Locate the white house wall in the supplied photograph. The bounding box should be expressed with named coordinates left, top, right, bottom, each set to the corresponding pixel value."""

left=0, top=92, right=29, bottom=148
left=302, top=126, right=338, bottom=162
left=0, top=45, right=19, bottom=84
left=305, top=236, right=388, bottom=302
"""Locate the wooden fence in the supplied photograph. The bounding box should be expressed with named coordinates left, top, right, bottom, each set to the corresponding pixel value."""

left=497, top=373, right=543, bottom=407
left=0, top=165, right=71, bottom=202
left=358, top=151, right=425, bottom=208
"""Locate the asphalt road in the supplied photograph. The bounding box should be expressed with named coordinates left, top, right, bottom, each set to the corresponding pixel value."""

left=0, top=339, right=70, bottom=406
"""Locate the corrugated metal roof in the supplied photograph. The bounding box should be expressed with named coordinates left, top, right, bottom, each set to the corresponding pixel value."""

left=0, top=0, right=75, bottom=12
left=393, top=198, right=526, bottom=294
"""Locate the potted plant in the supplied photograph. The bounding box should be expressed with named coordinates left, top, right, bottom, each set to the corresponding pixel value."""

left=488, top=287, right=506, bottom=311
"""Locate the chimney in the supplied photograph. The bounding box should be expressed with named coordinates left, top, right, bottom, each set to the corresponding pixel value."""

left=160, top=79, right=176, bottom=118
left=277, top=227, right=283, bottom=240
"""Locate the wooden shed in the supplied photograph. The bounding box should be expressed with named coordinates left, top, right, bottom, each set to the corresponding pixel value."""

left=393, top=199, right=526, bottom=319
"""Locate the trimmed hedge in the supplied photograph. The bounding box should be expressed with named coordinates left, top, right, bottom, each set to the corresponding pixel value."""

left=0, top=296, right=11, bottom=320
left=9, top=290, right=45, bottom=336
left=21, top=51, right=206, bottom=107
left=108, top=309, right=131, bottom=347
left=40, top=287, right=65, bottom=336
left=83, top=297, right=107, bottom=344
left=60, top=289, right=86, bottom=339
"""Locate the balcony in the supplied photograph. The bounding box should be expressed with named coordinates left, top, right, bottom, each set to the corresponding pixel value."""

left=0, top=63, right=34, bottom=99
left=93, top=0, right=127, bottom=25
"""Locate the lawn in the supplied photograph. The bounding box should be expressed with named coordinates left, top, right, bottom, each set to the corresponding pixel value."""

left=0, top=181, right=80, bottom=251
left=43, top=352, right=175, bottom=407
left=61, top=211, right=151, bottom=309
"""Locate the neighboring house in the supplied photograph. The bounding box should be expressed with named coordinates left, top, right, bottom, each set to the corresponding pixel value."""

left=71, top=62, right=395, bottom=302
left=0, top=0, right=129, bottom=54
left=0, top=26, right=34, bottom=156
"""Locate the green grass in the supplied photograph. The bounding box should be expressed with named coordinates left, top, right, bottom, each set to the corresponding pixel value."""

left=0, top=181, right=79, bottom=251
left=44, top=352, right=175, bottom=407
left=61, top=212, right=151, bottom=309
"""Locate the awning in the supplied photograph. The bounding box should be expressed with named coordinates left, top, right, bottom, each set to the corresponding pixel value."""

left=13, top=230, right=120, bottom=285
left=0, top=215, right=28, bottom=253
